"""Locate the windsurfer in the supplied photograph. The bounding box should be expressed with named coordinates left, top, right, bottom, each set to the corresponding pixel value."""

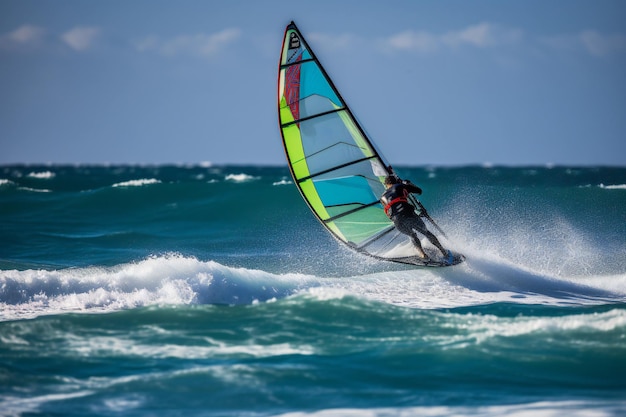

left=381, top=176, right=448, bottom=260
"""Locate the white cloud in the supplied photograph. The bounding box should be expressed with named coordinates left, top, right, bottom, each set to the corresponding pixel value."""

left=443, top=23, right=495, bottom=47
left=0, top=24, right=45, bottom=49
left=134, top=28, right=241, bottom=58
left=9, top=25, right=45, bottom=44
left=579, top=30, right=626, bottom=57
left=381, top=23, right=523, bottom=53
left=61, top=26, right=100, bottom=51
left=540, top=30, right=626, bottom=57
left=386, top=30, right=438, bottom=52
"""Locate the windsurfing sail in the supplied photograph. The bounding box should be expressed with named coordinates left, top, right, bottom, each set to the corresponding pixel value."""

left=277, top=21, right=461, bottom=267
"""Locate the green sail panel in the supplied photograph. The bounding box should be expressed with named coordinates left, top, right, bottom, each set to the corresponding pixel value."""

left=277, top=21, right=417, bottom=260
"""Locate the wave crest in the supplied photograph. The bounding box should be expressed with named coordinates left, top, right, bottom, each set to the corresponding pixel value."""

left=112, top=178, right=161, bottom=187
left=0, top=255, right=315, bottom=320
left=1, top=253, right=624, bottom=321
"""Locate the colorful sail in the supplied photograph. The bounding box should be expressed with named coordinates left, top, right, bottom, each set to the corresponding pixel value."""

left=277, top=21, right=447, bottom=265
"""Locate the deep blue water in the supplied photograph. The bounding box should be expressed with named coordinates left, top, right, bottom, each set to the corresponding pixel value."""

left=1, top=164, right=625, bottom=416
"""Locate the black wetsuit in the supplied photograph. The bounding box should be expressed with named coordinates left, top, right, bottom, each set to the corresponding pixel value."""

left=381, top=182, right=428, bottom=247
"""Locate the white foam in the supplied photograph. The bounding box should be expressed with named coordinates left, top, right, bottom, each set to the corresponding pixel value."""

left=112, top=178, right=161, bottom=187
left=225, top=173, right=259, bottom=182
left=0, top=255, right=315, bottom=321
left=275, top=401, right=625, bottom=417
left=64, top=334, right=314, bottom=359
left=599, top=183, right=626, bottom=190
left=100, top=395, right=145, bottom=413
left=27, top=171, right=55, bottom=179
left=1, top=391, right=94, bottom=416
left=432, top=308, right=626, bottom=348
left=17, top=187, right=52, bottom=193
left=0, top=253, right=624, bottom=321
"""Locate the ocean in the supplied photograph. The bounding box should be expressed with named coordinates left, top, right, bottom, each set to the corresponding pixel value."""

left=1, top=164, right=625, bottom=416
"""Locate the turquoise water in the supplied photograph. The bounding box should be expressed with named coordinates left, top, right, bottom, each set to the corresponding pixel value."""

left=1, top=164, right=625, bottom=416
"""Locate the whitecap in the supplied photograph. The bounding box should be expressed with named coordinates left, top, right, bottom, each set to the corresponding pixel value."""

left=27, top=171, right=56, bottom=179
left=1, top=249, right=624, bottom=322
left=0, top=390, right=94, bottom=416
left=274, top=401, right=626, bottom=417
left=599, top=183, right=626, bottom=190
left=17, top=187, right=52, bottom=193
left=0, top=255, right=315, bottom=321
left=112, top=179, right=161, bottom=187
left=225, top=173, right=259, bottom=182
left=432, top=308, right=626, bottom=348
left=63, top=335, right=314, bottom=359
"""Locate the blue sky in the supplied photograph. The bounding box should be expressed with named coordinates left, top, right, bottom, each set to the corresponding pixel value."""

left=1, top=0, right=625, bottom=166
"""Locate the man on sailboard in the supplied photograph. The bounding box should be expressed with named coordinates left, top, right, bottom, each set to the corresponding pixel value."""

left=381, top=176, right=449, bottom=261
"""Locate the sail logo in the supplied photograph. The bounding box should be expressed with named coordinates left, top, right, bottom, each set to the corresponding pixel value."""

left=289, top=32, right=300, bottom=49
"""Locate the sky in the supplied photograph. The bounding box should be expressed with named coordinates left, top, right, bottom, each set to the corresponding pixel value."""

left=1, top=0, right=625, bottom=166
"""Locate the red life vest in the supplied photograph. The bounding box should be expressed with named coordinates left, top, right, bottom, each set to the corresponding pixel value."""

left=383, top=196, right=408, bottom=217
